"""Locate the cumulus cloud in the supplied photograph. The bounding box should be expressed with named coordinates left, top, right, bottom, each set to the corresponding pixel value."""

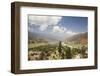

left=52, top=25, right=77, bottom=36
left=29, top=15, right=62, bottom=31
left=52, top=26, right=66, bottom=33
left=66, top=30, right=77, bottom=35
left=28, top=15, right=77, bottom=38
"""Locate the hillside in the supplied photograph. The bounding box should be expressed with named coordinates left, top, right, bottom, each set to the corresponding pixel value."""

left=65, top=32, right=88, bottom=45
left=28, top=31, right=60, bottom=42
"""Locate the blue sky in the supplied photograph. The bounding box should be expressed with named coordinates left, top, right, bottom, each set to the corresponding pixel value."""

left=28, top=15, right=88, bottom=39
left=59, top=16, right=88, bottom=32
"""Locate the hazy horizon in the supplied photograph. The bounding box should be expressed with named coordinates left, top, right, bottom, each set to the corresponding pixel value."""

left=28, top=15, right=88, bottom=41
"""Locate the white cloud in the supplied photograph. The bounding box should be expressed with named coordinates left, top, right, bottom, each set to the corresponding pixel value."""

left=52, top=25, right=77, bottom=36
left=28, top=15, right=77, bottom=38
left=53, top=26, right=66, bottom=33
left=66, top=30, right=77, bottom=35
left=39, top=24, right=48, bottom=31
left=29, top=15, right=62, bottom=31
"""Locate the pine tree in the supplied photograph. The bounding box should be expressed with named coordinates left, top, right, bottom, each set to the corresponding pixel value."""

left=58, top=41, right=62, bottom=53
left=66, top=47, right=72, bottom=59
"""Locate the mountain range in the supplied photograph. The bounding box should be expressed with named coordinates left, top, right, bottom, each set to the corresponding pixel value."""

left=28, top=31, right=88, bottom=44
left=66, top=32, right=88, bottom=45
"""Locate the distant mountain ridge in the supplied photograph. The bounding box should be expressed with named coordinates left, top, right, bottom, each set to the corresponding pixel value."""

left=66, top=32, right=88, bottom=45
left=29, top=30, right=88, bottom=45
left=28, top=31, right=59, bottom=42
left=65, top=32, right=88, bottom=44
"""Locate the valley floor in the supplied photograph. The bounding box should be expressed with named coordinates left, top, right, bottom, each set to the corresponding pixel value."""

left=28, top=41, right=88, bottom=61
